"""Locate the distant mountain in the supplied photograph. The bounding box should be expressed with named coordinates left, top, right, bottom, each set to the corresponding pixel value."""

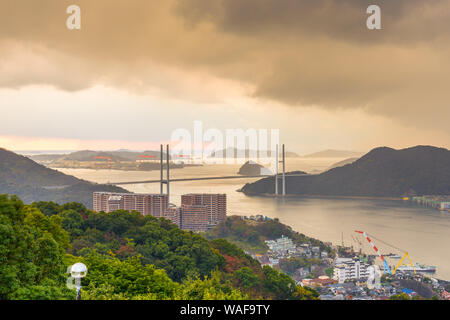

left=30, top=149, right=167, bottom=164
left=61, top=150, right=128, bottom=162
left=29, top=154, right=67, bottom=162
left=0, top=148, right=128, bottom=208
left=209, top=148, right=299, bottom=158
left=301, top=149, right=364, bottom=158
left=106, top=150, right=165, bottom=161
left=327, top=157, right=359, bottom=170
left=15, top=150, right=75, bottom=156
left=241, top=146, right=450, bottom=197
left=285, top=151, right=300, bottom=158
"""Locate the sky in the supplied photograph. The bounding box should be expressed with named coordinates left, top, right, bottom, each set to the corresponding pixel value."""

left=0, top=0, right=449, bottom=154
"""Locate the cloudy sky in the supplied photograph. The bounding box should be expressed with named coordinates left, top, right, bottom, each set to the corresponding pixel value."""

left=0, top=0, right=449, bottom=154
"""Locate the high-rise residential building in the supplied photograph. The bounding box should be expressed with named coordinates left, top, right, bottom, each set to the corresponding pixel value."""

left=181, top=193, right=226, bottom=226
left=93, top=192, right=168, bottom=217
left=180, top=204, right=209, bottom=232
left=94, top=192, right=226, bottom=233
left=163, top=207, right=181, bottom=228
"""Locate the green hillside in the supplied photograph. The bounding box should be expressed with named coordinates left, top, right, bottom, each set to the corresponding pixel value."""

left=0, top=194, right=319, bottom=300
left=206, top=216, right=334, bottom=256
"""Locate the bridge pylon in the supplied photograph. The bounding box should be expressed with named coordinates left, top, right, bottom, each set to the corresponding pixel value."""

left=160, top=144, right=170, bottom=204
left=274, top=144, right=286, bottom=196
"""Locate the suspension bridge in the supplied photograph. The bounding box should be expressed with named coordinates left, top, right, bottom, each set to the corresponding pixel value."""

left=106, top=144, right=312, bottom=200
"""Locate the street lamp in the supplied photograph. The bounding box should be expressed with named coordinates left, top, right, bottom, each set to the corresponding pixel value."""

left=70, top=262, right=88, bottom=300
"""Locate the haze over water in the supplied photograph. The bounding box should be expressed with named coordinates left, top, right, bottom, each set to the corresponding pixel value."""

left=60, top=158, right=450, bottom=280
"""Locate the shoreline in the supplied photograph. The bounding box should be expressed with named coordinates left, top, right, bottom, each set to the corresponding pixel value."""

left=238, top=192, right=450, bottom=213
left=240, top=192, right=405, bottom=201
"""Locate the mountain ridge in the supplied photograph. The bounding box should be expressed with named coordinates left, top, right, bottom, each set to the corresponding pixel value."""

left=241, top=145, right=450, bottom=197
left=300, top=149, right=364, bottom=158
left=0, top=148, right=128, bottom=207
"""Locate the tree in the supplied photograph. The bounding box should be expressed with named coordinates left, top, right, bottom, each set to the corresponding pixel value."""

left=279, top=257, right=304, bottom=275
left=9, top=279, right=74, bottom=300
left=389, top=293, right=411, bottom=300
left=82, top=252, right=179, bottom=300
left=77, top=251, right=247, bottom=300
left=325, top=268, right=334, bottom=278
left=234, top=267, right=259, bottom=289
left=177, top=271, right=247, bottom=300
left=32, top=201, right=61, bottom=216
left=292, top=286, right=320, bottom=300
left=59, top=209, right=85, bottom=238
left=1, top=195, right=327, bottom=300
left=0, top=195, right=71, bottom=299
left=261, top=266, right=319, bottom=300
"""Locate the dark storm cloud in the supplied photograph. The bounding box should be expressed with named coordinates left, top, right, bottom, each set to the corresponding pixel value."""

left=175, top=0, right=450, bottom=127
left=176, top=0, right=450, bottom=43
left=0, top=0, right=449, bottom=131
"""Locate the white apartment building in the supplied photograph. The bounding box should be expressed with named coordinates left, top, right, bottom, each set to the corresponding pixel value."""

left=265, top=235, right=297, bottom=254
left=440, top=202, right=450, bottom=210
left=333, top=258, right=370, bottom=283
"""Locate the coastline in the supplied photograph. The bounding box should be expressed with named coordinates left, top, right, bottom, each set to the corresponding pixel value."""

left=239, top=192, right=405, bottom=201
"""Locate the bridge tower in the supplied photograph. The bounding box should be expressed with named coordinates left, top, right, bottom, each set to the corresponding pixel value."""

left=275, top=144, right=279, bottom=195
left=274, top=144, right=286, bottom=196
left=282, top=144, right=286, bottom=196
left=160, top=144, right=170, bottom=204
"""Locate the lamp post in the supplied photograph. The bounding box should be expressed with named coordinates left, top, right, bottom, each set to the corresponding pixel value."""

left=70, top=262, right=87, bottom=300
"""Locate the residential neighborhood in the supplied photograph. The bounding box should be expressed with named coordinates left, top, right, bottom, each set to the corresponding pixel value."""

left=249, top=235, right=450, bottom=300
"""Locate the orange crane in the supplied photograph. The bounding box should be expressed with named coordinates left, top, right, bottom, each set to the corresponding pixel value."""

left=355, top=230, right=416, bottom=275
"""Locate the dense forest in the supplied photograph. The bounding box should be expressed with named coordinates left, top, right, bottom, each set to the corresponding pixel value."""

left=0, top=194, right=319, bottom=300
left=241, top=146, right=450, bottom=197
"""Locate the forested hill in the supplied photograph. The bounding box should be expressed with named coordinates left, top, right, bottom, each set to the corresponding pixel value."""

left=0, top=147, right=80, bottom=186
left=241, top=146, right=450, bottom=197
left=0, top=195, right=319, bottom=300
left=0, top=148, right=127, bottom=207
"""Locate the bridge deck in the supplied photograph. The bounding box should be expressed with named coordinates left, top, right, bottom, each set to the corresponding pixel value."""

left=108, top=174, right=312, bottom=185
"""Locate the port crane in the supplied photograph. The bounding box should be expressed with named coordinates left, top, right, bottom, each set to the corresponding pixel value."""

left=351, top=234, right=362, bottom=254
left=354, top=231, right=416, bottom=275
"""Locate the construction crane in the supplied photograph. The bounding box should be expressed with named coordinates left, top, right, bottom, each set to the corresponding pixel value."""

left=355, top=230, right=416, bottom=275
left=351, top=235, right=362, bottom=255
left=355, top=230, right=392, bottom=274
left=351, top=234, right=369, bottom=264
